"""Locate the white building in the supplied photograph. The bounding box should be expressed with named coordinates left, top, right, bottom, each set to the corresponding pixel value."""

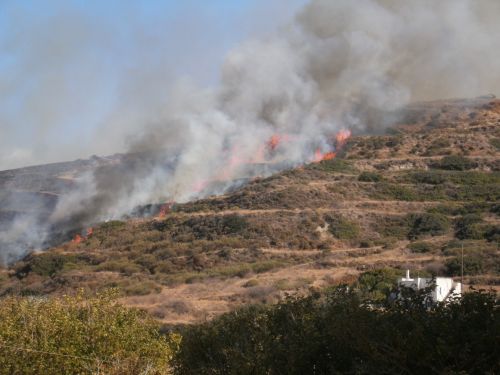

left=398, top=270, right=461, bottom=303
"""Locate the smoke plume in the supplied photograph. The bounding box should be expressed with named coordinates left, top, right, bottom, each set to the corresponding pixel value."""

left=2, top=0, right=500, bottom=261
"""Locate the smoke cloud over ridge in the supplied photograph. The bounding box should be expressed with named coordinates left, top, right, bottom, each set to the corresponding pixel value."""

left=2, top=0, right=500, bottom=261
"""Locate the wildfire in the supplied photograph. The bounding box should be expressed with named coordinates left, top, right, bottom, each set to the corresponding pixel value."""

left=72, top=234, right=83, bottom=244
left=72, top=227, right=93, bottom=244
left=189, top=128, right=351, bottom=193
left=312, top=128, right=352, bottom=163
left=336, top=129, right=352, bottom=147
left=157, top=202, right=175, bottom=219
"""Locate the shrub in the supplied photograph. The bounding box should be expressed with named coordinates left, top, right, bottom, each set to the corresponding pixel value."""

left=490, top=138, right=500, bottom=150
left=0, top=291, right=178, bottom=374
left=243, top=279, right=259, bottom=288
left=372, top=183, right=417, bottom=201
left=433, top=155, right=477, bottom=171
left=358, top=172, right=382, bottom=182
left=484, top=225, right=500, bottom=243
left=407, top=213, right=450, bottom=239
left=445, top=255, right=484, bottom=276
left=173, top=288, right=499, bottom=375
left=455, top=214, right=484, bottom=240
left=14, top=253, right=75, bottom=278
left=407, top=241, right=434, bottom=253
left=324, top=215, right=360, bottom=240
left=222, top=214, right=248, bottom=234
left=356, top=268, right=400, bottom=301
left=309, top=159, right=355, bottom=173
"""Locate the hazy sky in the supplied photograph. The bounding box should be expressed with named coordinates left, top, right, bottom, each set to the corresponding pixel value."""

left=0, top=0, right=306, bottom=170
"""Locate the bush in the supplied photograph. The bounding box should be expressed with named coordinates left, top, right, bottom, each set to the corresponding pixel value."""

left=407, top=241, right=434, bottom=253
left=324, top=215, right=360, bottom=240
left=14, top=253, right=75, bottom=278
left=433, top=155, right=477, bottom=171
left=0, top=291, right=178, bottom=374
left=358, top=171, right=382, bottom=182
left=173, top=288, right=499, bottom=375
left=221, top=214, right=248, bottom=234
left=309, top=159, right=355, bottom=173
left=455, top=214, right=484, bottom=240
left=445, top=255, right=484, bottom=276
left=407, top=213, right=450, bottom=239
left=490, top=138, right=500, bottom=150
left=356, top=268, right=400, bottom=301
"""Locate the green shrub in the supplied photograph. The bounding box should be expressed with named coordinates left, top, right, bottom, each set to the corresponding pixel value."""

left=309, top=159, right=355, bottom=173
left=490, top=138, right=500, bottom=150
left=173, top=288, right=498, bottom=374
left=356, top=268, right=400, bottom=301
left=407, top=241, right=434, bottom=253
left=0, top=291, right=178, bottom=374
left=222, top=214, right=248, bottom=234
left=484, top=225, right=500, bottom=243
left=14, top=253, right=76, bottom=278
left=445, top=255, right=484, bottom=276
left=433, top=155, right=477, bottom=171
left=407, top=213, right=450, bottom=239
left=324, top=215, right=360, bottom=240
left=358, top=171, right=382, bottom=182
left=455, top=214, right=484, bottom=240
left=372, top=183, right=417, bottom=201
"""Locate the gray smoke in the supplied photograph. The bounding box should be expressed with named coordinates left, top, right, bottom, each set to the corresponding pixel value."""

left=2, top=0, right=500, bottom=261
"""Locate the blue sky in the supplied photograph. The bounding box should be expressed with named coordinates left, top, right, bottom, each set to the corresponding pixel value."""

left=0, top=0, right=307, bottom=169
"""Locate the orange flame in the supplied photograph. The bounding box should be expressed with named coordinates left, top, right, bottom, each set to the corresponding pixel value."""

left=336, top=129, right=352, bottom=147
left=312, top=129, right=351, bottom=163
left=268, top=134, right=282, bottom=151
left=157, top=202, right=174, bottom=218
left=72, top=227, right=93, bottom=244
left=72, top=234, right=83, bottom=244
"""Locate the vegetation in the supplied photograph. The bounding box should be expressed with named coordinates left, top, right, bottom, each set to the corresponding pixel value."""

left=324, top=214, right=360, bottom=240
left=173, top=288, right=499, bottom=375
left=0, top=290, right=178, bottom=374
left=358, top=171, right=382, bottom=182
left=407, top=212, right=450, bottom=239
left=407, top=241, right=435, bottom=253
left=432, top=155, right=478, bottom=171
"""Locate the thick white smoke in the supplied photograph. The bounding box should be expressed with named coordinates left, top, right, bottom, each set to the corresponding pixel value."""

left=2, top=0, right=500, bottom=261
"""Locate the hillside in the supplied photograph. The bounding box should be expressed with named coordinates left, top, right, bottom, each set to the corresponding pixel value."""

left=0, top=97, right=499, bottom=325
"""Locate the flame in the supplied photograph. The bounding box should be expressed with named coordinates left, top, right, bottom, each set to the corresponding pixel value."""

left=72, top=227, right=93, bottom=244
left=157, top=202, right=174, bottom=218
left=72, top=234, right=83, bottom=244
left=187, top=128, right=351, bottom=195
left=312, top=129, right=351, bottom=163
left=268, top=134, right=281, bottom=151
left=336, top=129, right=352, bottom=147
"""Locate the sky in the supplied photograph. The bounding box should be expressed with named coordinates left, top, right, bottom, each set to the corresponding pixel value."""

left=0, top=0, right=307, bottom=170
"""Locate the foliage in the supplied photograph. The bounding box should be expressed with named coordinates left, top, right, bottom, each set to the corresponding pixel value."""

left=0, top=290, right=178, bottom=374
left=433, top=155, right=478, bottom=171
left=407, top=241, right=434, bottom=253
left=173, top=288, right=499, bottom=375
left=490, top=138, right=500, bottom=150
left=358, top=171, right=383, bottom=182
left=407, top=212, right=450, bottom=239
left=445, top=255, right=484, bottom=276
left=324, top=214, right=360, bottom=240
left=308, top=159, right=356, bottom=173
left=454, top=214, right=485, bottom=240
left=14, top=253, right=76, bottom=278
left=355, top=268, right=401, bottom=301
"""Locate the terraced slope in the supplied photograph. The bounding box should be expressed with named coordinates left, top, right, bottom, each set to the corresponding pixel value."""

left=0, top=97, right=499, bottom=324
